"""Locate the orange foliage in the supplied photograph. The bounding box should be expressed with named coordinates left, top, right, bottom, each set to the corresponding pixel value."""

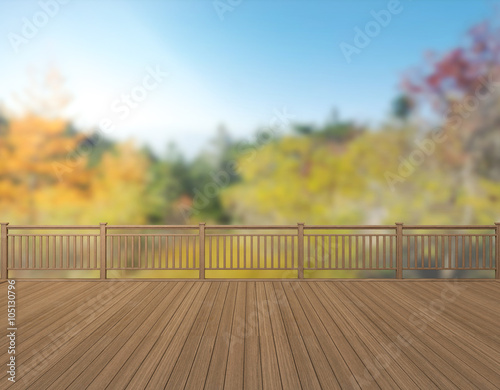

left=0, top=114, right=150, bottom=224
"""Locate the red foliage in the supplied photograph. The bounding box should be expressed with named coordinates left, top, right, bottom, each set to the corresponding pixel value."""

left=401, top=18, right=500, bottom=112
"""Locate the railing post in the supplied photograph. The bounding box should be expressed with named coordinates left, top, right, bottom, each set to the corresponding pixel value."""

left=297, top=223, right=304, bottom=279
left=1, top=223, right=8, bottom=280
left=496, top=222, right=500, bottom=280
left=395, top=223, right=404, bottom=279
left=100, top=223, right=108, bottom=280
left=199, top=223, right=205, bottom=280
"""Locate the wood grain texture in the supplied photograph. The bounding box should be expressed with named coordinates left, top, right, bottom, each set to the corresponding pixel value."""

left=1, top=280, right=498, bottom=389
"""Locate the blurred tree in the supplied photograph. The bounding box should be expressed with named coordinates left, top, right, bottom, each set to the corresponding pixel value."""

left=0, top=66, right=159, bottom=225
left=183, top=126, right=237, bottom=223
left=0, top=115, right=89, bottom=223
left=138, top=145, right=169, bottom=224
left=221, top=130, right=401, bottom=224
left=292, top=123, right=315, bottom=135
left=85, top=142, right=152, bottom=224
left=0, top=107, right=8, bottom=137
left=391, top=94, right=414, bottom=121
left=291, top=110, right=364, bottom=142
left=320, top=120, right=364, bottom=143
left=161, top=142, right=196, bottom=223
left=402, top=17, right=500, bottom=223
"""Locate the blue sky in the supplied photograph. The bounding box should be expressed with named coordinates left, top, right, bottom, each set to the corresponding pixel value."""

left=0, top=0, right=495, bottom=157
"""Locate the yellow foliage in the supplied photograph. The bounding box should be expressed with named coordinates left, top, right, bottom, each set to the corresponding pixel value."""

left=0, top=114, right=152, bottom=224
left=222, top=129, right=500, bottom=225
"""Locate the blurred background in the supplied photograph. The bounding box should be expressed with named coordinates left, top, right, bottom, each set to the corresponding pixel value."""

left=0, top=0, right=499, bottom=228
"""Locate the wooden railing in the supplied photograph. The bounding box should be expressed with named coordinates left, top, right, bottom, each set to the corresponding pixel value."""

left=1, top=222, right=498, bottom=279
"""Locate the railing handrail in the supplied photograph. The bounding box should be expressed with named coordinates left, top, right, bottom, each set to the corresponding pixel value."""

left=402, top=225, right=496, bottom=230
left=7, top=225, right=100, bottom=230
left=1, top=222, right=499, bottom=280
left=6, top=224, right=497, bottom=230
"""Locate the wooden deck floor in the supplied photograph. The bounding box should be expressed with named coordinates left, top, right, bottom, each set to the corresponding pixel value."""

left=1, top=280, right=499, bottom=389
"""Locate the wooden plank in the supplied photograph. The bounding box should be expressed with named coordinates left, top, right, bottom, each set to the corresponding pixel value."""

left=140, top=282, right=223, bottom=389
left=203, top=282, right=238, bottom=389
left=422, top=283, right=500, bottom=327
left=8, top=281, right=97, bottom=324
left=387, top=281, right=500, bottom=376
left=170, top=286, right=229, bottom=389
left=379, top=282, right=500, bottom=383
left=116, top=282, right=213, bottom=388
left=408, top=282, right=500, bottom=346
left=7, top=283, right=149, bottom=388
left=86, top=282, right=196, bottom=389
left=224, top=282, right=247, bottom=389
left=316, top=282, right=423, bottom=389
left=166, top=283, right=230, bottom=389
left=0, top=282, right=115, bottom=368
left=33, top=283, right=172, bottom=388
left=301, top=282, right=399, bottom=389
left=101, top=282, right=206, bottom=389
left=255, top=282, right=282, bottom=389
left=2, top=280, right=499, bottom=389
left=263, top=282, right=302, bottom=388
left=243, top=282, right=263, bottom=390
left=274, top=282, right=339, bottom=389
left=346, top=282, right=497, bottom=389
left=0, top=283, right=95, bottom=339
left=394, top=282, right=500, bottom=359
left=282, top=281, right=362, bottom=389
